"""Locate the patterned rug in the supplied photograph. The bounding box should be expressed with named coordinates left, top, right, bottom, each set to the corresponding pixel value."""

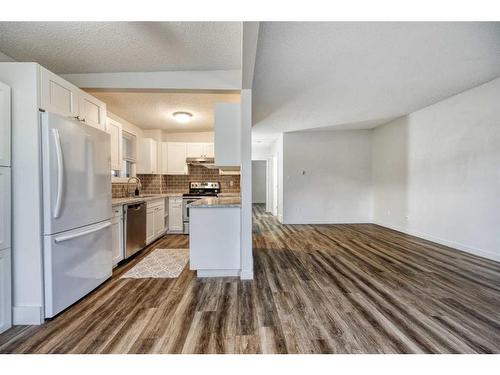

left=121, top=249, right=189, bottom=279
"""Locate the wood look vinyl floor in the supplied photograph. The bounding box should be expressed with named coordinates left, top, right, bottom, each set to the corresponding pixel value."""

left=1, top=204, right=500, bottom=354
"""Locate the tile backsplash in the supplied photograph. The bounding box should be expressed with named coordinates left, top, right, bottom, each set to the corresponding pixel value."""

left=112, top=165, right=240, bottom=198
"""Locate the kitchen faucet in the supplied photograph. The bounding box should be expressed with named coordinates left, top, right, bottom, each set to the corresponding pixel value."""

left=126, top=176, right=142, bottom=197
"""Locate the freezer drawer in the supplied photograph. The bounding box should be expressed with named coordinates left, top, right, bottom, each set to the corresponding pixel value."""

left=43, top=220, right=112, bottom=318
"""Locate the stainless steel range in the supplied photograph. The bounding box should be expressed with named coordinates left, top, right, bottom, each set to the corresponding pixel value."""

left=182, top=181, right=220, bottom=234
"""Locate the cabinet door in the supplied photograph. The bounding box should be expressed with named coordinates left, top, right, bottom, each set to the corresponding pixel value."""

left=204, top=143, right=214, bottom=158
left=111, top=215, right=123, bottom=267
left=186, top=143, right=204, bottom=158
left=168, top=198, right=183, bottom=232
left=0, top=167, right=10, bottom=251
left=0, top=81, right=11, bottom=167
left=0, top=248, right=11, bottom=334
left=167, top=143, right=187, bottom=175
left=151, top=140, right=158, bottom=174
left=154, top=207, right=164, bottom=237
left=161, top=142, right=169, bottom=174
left=40, top=67, right=79, bottom=118
left=107, top=118, right=123, bottom=171
left=146, top=208, right=155, bottom=244
left=79, top=91, right=107, bottom=131
left=138, top=138, right=158, bottom=174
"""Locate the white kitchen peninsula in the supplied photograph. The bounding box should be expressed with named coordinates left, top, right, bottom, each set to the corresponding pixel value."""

left=188, top=197, right=241, bottom=277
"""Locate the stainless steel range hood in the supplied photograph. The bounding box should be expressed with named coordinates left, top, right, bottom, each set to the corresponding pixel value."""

left=186, top=157, right=240, bottom=174
left=186, top=157, right=215, bottom=166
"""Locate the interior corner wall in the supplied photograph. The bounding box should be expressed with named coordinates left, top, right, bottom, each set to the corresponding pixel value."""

left=372, top=77, right=500, bottom=261
left=282, top=130, right=373, bottom=224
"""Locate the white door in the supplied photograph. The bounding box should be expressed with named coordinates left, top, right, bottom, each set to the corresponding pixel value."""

left=107, top=118, right=123, bottom=171
left=167, top=143, right=187, bottom=175
left=0, top=167, right=11, bottom=251
left=111, top=206, right=124, bottom=267
left=41, top=112, right=112, bottom=235
left=0, top=81, right=11, bottom=167
left=161, top=142, right=169, bottom=174
left=0, top=248, right=11, bottom=333
left=204, top=143, right=215, bottom=158
left=79, top=91, right=107, bottom=131
left=187, top=143, right=204, bottom=158
left=169, top=198, right=183, bottom=232
left=44, top=220, right=112, bottom=318
left=40, top=67, right=79, bottom=118
left=146, top=208, right=155, bottom=244
left=154, top=206, right=164, bottom=237
left=138, top=138, right=158, bottom=174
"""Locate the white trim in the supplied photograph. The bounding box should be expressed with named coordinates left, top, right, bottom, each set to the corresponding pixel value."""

left=197, top=269, right=241, bottom=278
left=61, top=70, right=241, bottom=91
left=373, top=221, right=500, bottom=263
left=240, top=270, right=254, bottom=280
left=13, top=305, right=44, bottom=325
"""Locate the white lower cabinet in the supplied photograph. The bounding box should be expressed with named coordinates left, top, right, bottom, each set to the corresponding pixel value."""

left=146, top=199, right=165, bottom=244
left=168, top=197, right=183, bottom=233
left=111, top=205, right=124, bottom=267
left=0, top=248, right=12, bottom=334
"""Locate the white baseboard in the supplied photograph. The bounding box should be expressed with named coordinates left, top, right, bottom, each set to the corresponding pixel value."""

left=13, top=305, right=44, bottom=325
left=240, top=269, right=254, bottom=280
left=197, top=269, right=241, bottom=278
left=373, top=221, right=500, bottom=263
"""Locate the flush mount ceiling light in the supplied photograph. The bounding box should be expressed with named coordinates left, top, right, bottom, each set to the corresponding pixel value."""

left=172, top=111, right=193, bottom=123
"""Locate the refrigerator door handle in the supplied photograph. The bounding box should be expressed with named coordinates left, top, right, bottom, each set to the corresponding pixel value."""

left=52, top=128, right=64, bottom=219
left=54, top=222, right=111, bottom=243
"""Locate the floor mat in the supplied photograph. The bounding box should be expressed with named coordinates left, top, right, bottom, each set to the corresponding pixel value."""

left=121, top=248, right=189, bottom=278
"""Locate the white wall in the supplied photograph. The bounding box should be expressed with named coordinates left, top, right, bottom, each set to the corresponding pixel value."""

left=282, top=130, right=373, bottom=224
left=372, top=77, right=500, bottom=261
left=252, top=160, right=266, bottom=203
left=270, top=134, right=283, bottom=221
left=240, top=90, right=253, bottom=279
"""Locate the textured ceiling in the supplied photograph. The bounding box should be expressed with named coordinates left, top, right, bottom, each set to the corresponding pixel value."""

left=87, top=90, right=240, bottom=132
left=252, top=22, right=500, bottom=141
left=0, top=22, right=241, bottom=74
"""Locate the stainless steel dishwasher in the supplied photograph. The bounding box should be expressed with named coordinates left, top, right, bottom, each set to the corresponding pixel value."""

left=124, top=202, right=146, bottom=259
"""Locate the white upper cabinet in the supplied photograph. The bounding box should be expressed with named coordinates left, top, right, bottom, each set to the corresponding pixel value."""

left=214, top=103, right=241, bottom=166
left=40, top=66, right=106, bottom=130
left=166, top=142, right=188, bottom=175
left=79, top=91, right=107, bottom=130
left=187, top=143, right=204, bottom=158
left=40, top=67, right=79, bottom=118
left=186, top=143, right=214, bottom=158
left=204, top=143, right=215, bottom=158
left=161, top=142, right=169, bottom=174
left=137, top=138, right=158, bottom=174
left=106, top=118, right=123, bottom=171
left=0, top=82, right=11, bottom=167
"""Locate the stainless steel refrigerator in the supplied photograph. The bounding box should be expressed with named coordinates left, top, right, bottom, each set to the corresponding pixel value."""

left=40, top=112, right=112, bottom=318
